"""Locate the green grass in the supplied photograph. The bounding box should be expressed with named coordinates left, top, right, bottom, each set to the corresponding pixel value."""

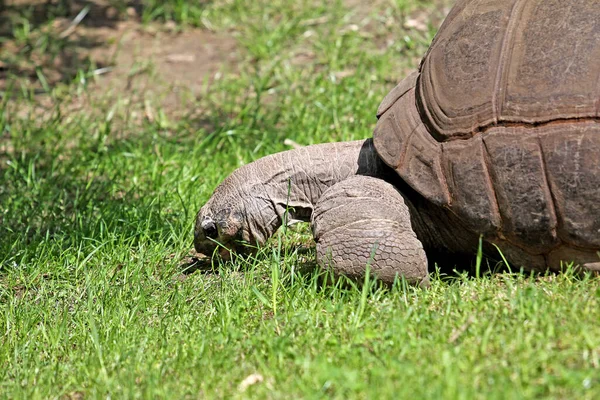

left=1, top=0, right=600, bottom=398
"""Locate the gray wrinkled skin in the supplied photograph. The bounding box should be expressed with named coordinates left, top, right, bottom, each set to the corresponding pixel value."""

left=195, top=139, right=464, bottom=286
left=195, top=140, right=385, bottom=254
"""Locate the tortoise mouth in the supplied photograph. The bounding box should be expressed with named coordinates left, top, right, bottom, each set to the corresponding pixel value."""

left=194, top=236, right=227, bottom=257
left=194, top=237, right=255, bottom=260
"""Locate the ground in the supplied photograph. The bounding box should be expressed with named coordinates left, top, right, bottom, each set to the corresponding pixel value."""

left=1, top=0, right=599, bottom=399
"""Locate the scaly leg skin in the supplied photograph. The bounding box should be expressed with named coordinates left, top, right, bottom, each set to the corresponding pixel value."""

left=311, top=176, right=429, bottom=288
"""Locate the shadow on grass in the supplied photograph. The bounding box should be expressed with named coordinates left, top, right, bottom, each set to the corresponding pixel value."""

left=0, top=134, right=183, bottom=267
left=0, top=0, right=216, bottom=31
left=0, top=1, right=131, bottom=89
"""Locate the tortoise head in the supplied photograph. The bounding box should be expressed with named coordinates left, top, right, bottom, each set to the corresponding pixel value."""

left=194, top=140, right=374, bottom=258
left=194, top=170, right=277, bottom=259
left=194, top=180, right=250, bottom=259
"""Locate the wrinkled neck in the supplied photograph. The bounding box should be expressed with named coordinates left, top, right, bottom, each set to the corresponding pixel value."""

left=234, top=139, right=386, bottom=244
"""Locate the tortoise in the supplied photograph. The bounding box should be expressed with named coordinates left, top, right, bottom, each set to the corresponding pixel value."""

left=194, top=0, right=600, bottom=286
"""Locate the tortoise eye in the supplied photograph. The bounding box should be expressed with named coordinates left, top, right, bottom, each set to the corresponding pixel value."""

left=202, top=217, right=219, bottom=239
left=204, top=223, right=218, bottom=239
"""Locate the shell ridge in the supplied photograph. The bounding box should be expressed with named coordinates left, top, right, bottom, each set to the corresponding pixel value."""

left=480, top=135, right=503, bottom=234
left=536, top=134, right=560, bottom=243
left=445, top=116, right=600, bottom=142
left=395, top=106, right=419, bottom=169
left=416, top=67, right=457, bottom=141
left=437, top=142, right=452, bottom=207
left=595, top=59, right=600, bottom=117
left=491, top=0, right=526, bottom=125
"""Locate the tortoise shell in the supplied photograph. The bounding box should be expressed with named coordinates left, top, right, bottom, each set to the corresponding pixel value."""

left=373, top=0, right=600, bottom=262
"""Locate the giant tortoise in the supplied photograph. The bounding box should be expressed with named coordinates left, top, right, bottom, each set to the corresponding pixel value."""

left=194, top=0, right=600, bottom=286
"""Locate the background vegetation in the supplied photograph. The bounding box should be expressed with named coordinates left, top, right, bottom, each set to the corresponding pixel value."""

left=1, top=0, right=599, bottom=398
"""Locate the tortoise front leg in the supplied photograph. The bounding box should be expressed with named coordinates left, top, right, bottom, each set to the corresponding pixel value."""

left=311, top=176, right=429, bottom=287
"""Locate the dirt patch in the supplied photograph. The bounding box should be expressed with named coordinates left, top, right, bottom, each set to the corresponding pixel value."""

left=1, top=0, right=241, bottom=119
left=86, top=22, right=239, bottom=112
left=1, top=0, right=452, bottom=123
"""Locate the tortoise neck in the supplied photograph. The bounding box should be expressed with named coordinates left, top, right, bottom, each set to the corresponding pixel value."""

left=235, top=139, right=387, bottom=243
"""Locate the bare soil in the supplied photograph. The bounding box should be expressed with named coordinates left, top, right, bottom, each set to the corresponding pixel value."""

left=0, top=0, right=450, bottom=121
left=0, top=0, right=240, bottom=117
